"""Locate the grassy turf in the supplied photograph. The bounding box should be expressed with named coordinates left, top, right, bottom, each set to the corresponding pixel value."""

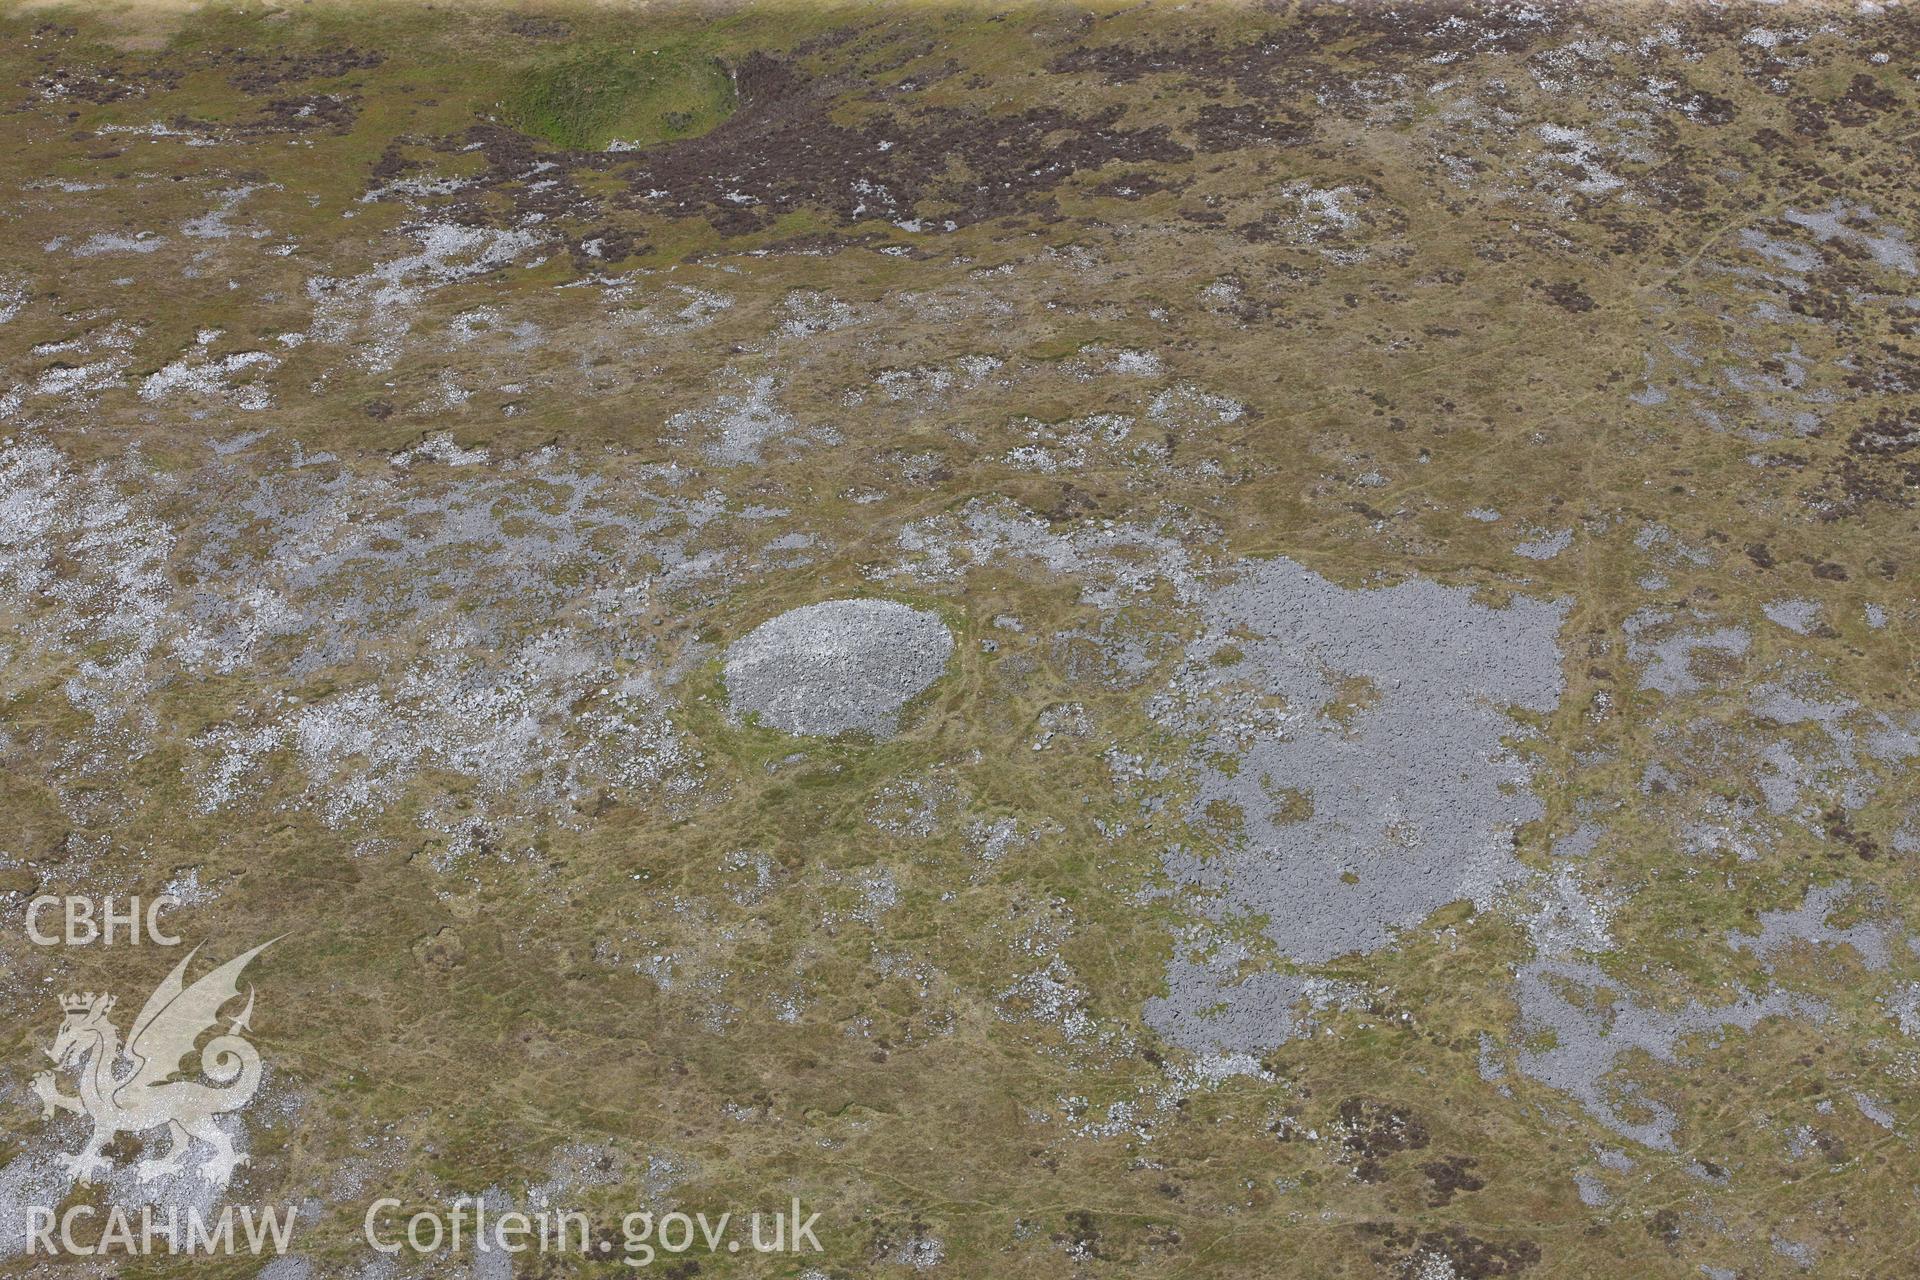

left=504, top=44, right=736, bottom=150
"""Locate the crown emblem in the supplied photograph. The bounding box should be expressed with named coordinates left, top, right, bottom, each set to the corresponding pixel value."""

left=59, top=992, right=113, bottom=1015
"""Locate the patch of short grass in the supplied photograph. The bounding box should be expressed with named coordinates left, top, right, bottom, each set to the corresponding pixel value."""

left=504, top=45, right=735, bottom=150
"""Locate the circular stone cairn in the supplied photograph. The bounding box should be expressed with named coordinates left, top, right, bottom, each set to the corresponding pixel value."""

left=723, top=599, right=953, bottom=738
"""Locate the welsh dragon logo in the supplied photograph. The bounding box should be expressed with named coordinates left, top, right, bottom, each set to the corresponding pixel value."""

left=31, top=940, right=276, bottom=1185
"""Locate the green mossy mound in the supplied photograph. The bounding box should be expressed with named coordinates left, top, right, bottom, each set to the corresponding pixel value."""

left=505, top=45, right=735, bottom=151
